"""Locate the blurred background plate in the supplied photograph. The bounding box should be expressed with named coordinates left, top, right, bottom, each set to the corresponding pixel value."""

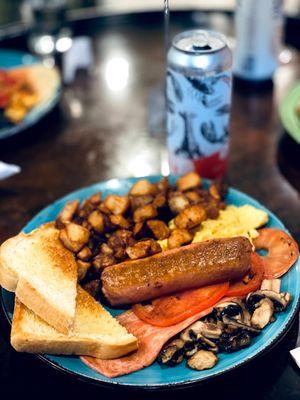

left=0, top=49, right=61, bottom=140
left=1, top=176, right=300, bottom=389
left=280, top=81, right=300, bottom=144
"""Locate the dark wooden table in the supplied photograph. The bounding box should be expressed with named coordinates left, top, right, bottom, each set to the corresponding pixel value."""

left=0, top=11, right=300, bottom=399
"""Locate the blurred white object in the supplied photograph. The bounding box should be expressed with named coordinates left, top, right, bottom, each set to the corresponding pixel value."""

left=0, top=161, right=21, bottom=180
left=290, top=347, right=300, bottom=368
left=234, top=0, right=283, bottom=81
left=63, top=37, right=94, bottom=84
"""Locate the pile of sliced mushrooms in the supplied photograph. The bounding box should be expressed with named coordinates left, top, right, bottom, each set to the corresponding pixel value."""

left=158, top=279, right=291, bottom=371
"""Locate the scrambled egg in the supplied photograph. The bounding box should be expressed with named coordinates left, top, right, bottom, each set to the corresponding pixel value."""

left=158, top=204, right=268, bottom=250
left=193, top=205, right=268, bottom=243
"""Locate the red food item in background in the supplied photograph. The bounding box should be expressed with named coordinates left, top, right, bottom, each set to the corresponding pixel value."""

left=0, top=70, right=17, bottom=108
left=193, top=150, right=228, bottom=179
left=227, top=252, right=263, bottom=297
left=254, top=228, right=299, bottom=279
left=132, top=282, right=229, bottom=327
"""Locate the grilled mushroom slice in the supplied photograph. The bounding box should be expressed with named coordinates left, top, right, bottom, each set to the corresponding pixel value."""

left=157, top=339, right=185, bottom=366
left=221, top=316, right=261, bottom=334
left=187, top=350, right=218, bottom=371
left=250, top=298, right=274, bottom=329
left=246, top=290, right=291, bottom=313
left=218, top=330, right=252, bottom=353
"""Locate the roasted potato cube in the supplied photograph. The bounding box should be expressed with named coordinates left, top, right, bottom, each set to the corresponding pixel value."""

left=177, top=172, right=202, bottom=191
left=210, top=179, right=228, bottom=200
left=98, top=203, right=112, bottom=215
left=156, top=177, right=170, bottom=193
left=204, top=198, right=220, bottom=219
left=100, top=243, right=114, bottom=255
left=168, top=229, right=193, bottom=249
left=77, top=260, right=91, bottom=281
left=147, top=220, right=170, bottom=240
left=59, top=223, right=90, bottom=253
left=104, top=195, right=129, bottom=215
left=130, top=179, right=158, bottom=196
left=185, top=190, right=201, bottom=204
left=82, top=279, right=100, bottom=298
left=168, top=192, right=190, bottom=215
left=109, top=214, right=131, bottom=229
left=133, top=204, right=158, bottom=223
left=77, top=246, right=92, bottom=261
left=93, top=254, right=116, bottom=271
left=174, top=205, right=206, bottom=229
left=88, top=192, right=102, bottom=205
left=88, top=210, right=105, bottom=233
left=107, top=229, right=135, bottom=251
left=209, top=184, right=220, bottom=201
left=126, top=239, right=162, bottom=260
left=130, top=194, right=154, bottom=211
left=153, top=193, right=167, bottom=209
left=56, top=200, right=79, bottom=228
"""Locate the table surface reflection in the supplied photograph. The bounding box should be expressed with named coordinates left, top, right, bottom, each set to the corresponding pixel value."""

left=0, top=11, right=299, bottom=399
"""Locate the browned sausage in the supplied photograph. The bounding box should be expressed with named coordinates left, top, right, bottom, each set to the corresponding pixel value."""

left=101, top=236, right=252, bottom=305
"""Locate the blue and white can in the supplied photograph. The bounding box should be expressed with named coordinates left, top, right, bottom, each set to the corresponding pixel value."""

left=166, top=30, right=232, bottom=178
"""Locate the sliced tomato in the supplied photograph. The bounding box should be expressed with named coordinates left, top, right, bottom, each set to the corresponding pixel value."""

left=254, top=228, right=299, bottom=279
left=226, top=252, right=264, bottom=297
left=132, top=282, right=229, bottom=327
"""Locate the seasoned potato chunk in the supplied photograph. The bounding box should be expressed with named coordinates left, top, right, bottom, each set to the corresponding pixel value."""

left=130, top=195, right=154, bottom=211
left=59, top=222, right=90, bottom=253
left=185, top=190, right=201, bottom=204
left=177, top=172, right=202, bottom=191
left=168, top=192, right=190, bottom=215
left=109, top=214, right=131, bottom=229
left=77, top=260, right=91, bottom=281
left=87, top=192, right=102, bottom=205
left=156, top=177, right=169, bottom=193
left=88, top=210, right=105, bottom=233
left=174, top=205, right=206, bottom=229
left=153, top=193, right=167, bottom=209
left=93, top=254, right=116, bottom=270
left=100, top=243, right=114, bottom=255
left=133, top=204, right=158, bottom=223
left=77, top=246, right=92, bottom=261
left=104, top=195, right=129, bottom=215
left=130, top=179, right=158, bottom=196
left=147, top=220, right=170, bottom=240
left=56, top=200, right=79, bottom=228
left=126, top=239, right=162, bottom=260
left=168, top=229, right=193, bottom=249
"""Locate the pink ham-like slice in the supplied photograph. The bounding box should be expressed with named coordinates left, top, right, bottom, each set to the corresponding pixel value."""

left=81, top=300, right=232, bottom=378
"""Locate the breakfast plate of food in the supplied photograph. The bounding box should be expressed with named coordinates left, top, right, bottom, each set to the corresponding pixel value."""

left=0, top=173, right=299, bottom=388
left=0, top=49, right=61, bottom=140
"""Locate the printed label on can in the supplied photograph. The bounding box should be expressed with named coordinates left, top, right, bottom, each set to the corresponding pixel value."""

left=166, top=68, right=232, bottom=178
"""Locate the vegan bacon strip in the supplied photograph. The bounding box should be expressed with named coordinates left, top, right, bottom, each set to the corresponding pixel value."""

left=81, top=298, right=234, bottom=378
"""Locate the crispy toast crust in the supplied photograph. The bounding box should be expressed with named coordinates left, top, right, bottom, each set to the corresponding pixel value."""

left=0, top=223, right=77, bottom=333
left=16, top=277, right=73, bottom=335
left=11, top=294, right=138, bottom=359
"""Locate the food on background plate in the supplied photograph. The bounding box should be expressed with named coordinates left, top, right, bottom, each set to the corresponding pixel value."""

left=0, top=64, right=60, bottom=124
left=101, top=236, right=252, bottom=306
left=11, top=286, right=137, bottom=359
left=0, top=172, right=298, bottom=378
left=0, top=223, right=78, bottom=334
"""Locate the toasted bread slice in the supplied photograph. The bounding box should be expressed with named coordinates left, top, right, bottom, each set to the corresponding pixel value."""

left=11, top=286, right=138, bottom=359
left=0, top=223, right=77, bottom=334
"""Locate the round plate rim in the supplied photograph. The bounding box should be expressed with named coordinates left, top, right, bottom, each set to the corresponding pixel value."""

left=1, top=175, right=299, bottom=389
left=0, top=49, right=61, bottom=140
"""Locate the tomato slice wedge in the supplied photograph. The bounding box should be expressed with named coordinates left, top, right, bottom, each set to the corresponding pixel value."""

left=226, top=252, right=264, bottom=297
left=254, top=228, right=299, bottom=279
left=132, top=282, right=229, bottom=327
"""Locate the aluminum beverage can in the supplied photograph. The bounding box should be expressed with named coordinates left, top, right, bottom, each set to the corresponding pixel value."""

left=234, top=0, right=283, bottom=81
left=166, top=29, right=232, bottom=179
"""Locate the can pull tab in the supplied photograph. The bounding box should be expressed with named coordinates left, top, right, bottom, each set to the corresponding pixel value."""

left=192, top=33, right=212, bottom=51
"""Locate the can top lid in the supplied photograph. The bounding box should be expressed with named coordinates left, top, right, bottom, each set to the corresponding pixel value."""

left=173, top=29, right=227, bottom=54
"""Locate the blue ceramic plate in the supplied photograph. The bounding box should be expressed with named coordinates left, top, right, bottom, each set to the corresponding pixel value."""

left=0, top=49, right=61, bottom=140
left=1, top=176, right=300, bottom=389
